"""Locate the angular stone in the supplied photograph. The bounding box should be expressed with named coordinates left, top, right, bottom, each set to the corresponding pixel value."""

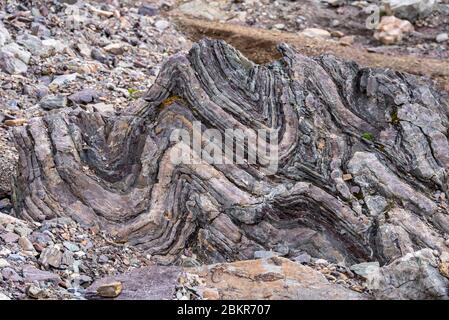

left=436, top=33, right=448, bottom=43
left=367, top=249, right=449, bottom=299
left=41, top=39, right=66, bottom=54
left=92, top=102, right=115, bottom=115
left=103, top=43, right=128, bottom=55
left=68, top=89, right=100, bottom=105
left=0, top=292, right=10, bottom=300
left=16, top=34, right=46, bottom=56
left=0, top=232, right=19, bottom=244
left=26, top=284, right=44, bottom=299
left=0, top=51, right=28, bottom=74
left=138, top=4, right=158, bottom=16
left=22, top=265, right=61, bottom=284
left=40, top=94, right=68, bottom=110
left=18, top=237, right=35, bottom=252
left=61, top=251, right=74, bottom=267
left=350, top=262, right=380, bottom=278
left=155, top=20, right=170, bottom=32
left=14, top=225, right=32, bottom=237
left=293, top=252, right=312, bottom=264
left=39, top=246, right=62, bottom=269
left=0, top=43, right=31, bottom=64
left=254, top=250, right=281, bottom=259
left=385, top=0, right=436, bottom=21
left=2, top=267, right=22, bottom=281
left=0, top=22, right=11, bottom=47
left=300, top=28, right=331, bottom=39
left=63, top=241, right=80, bottom=252
left=0, top=258, right=10, bottom=268
left=50, top=73, right=78, bottom=88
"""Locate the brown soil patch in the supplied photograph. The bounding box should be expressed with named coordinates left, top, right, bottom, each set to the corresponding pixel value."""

left=174, top=16, right=449, bottom=92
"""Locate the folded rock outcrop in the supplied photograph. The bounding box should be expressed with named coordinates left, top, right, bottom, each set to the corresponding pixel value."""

left=11, top=39, right=449, bottom=271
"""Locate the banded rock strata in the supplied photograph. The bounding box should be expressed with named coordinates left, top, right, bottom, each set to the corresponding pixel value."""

left=11, top=39, right=449, bottom=270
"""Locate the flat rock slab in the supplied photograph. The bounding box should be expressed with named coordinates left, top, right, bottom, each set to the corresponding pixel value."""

left=22, top=265, right=61, bottom=285
left=187, top=257, right=368, bottom=300
left=85, top=265, right=182, bottom=300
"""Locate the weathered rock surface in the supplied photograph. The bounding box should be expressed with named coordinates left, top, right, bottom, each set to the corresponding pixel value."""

left=0, top=129, right=17, bottom=197
left=374, top=16, right=414, bottom=45
left=367, top=249, right=449, bottom=300
left=385, top=0, right=436, bottom=22
left=11, top=39, right=449, bottom=277
left=184, top=257, right=367, bottom=300
left=86, top=265, right=182, bottom=300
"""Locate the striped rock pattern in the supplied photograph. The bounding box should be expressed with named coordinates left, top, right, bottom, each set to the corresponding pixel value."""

left=12, top=39, right=449, bottom=266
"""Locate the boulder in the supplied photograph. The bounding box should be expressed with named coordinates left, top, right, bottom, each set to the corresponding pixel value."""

left=186, top=257, right=367, bottom=300
left=367, top=249, right=449, bottom=299
left=384, top=0, right=436, bottom=22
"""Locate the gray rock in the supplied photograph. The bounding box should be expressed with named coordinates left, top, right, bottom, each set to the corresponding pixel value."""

left=350, top=261, right=380, bottom=278
left=0, top=22, right=11, bottom=46
left=61, top=251, right=74, bottom=267
left=16, top=34, right=45, bottom=56
left=0, top=43, right=31, bottom=64
left=384, top=0, right=436, bottom=21
left=68, top=88, right=100, bottom=105
left=22, top=265, right=60, bottom=284
left=40, top=94, right=68, bottom=110
left=29, top=231, right=53, bottom=247
left=31, top=23, right=51, bottom=38
left=63, top=241, right=80, bottom=252
left=0, top=51, right=28, bottom=74
left=50, top=73, right=78, bottom=87
left=79, top=274, right=93, bottom=286
left=293, top=252, right=312, bottom=264
left=14, top=225, right=32, bottom=237
left=155, top=20, right=170, bottom=32
left=2, top=267, right=22, bottom=281
left=41, top=39, right=66, bottom=55
left=98, top=254, right=109, bottom=264
left=181, top=257, right=201, bottom=267
left=91, top=48, right=113, bottom=66
left=367, top=249, right=449, bottom=299
left=8, top=253, right=26, bottom=262
left=253, top=250, right=281, bottom=259
left=436, top=33, right=448, bottom=43
left=0, top=198, right=11, bottom=210
left=274, top=243, right=290, bottom=256
left=76, top=42, right=91, bottom=58
left=138, top=4, right=159, bottom=16
left=314, top=258, right=330, bottom=265
left=323, top=0, right=346, bottom=6
left=92, top=102, right=115, bottom=115
left=179, top=0, right=227, bottom=20
left=23, top=84, right=49, bottom=99
left=26, top=284, right=44, bottom=299
left=0, top=232, right=19, bottom=244
left=0, top=248, right=12, bottom=258
left=18, top=237, right=35, bottom=252
left=273, top=23, right=286, bottom=30
left=39, top=246, right=62, bottom=269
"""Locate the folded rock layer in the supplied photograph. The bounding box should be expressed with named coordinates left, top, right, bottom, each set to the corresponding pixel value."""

left=12, top=39, right=449, bottom=266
